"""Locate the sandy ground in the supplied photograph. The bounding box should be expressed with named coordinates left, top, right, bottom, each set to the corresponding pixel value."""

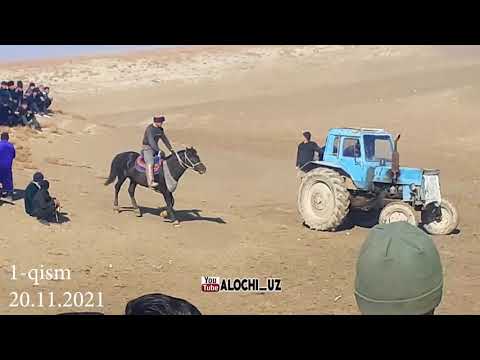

left=0, top=45, right=479, bottom=314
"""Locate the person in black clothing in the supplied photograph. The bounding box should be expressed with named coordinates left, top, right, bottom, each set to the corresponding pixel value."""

left=27, top=88, right=41, bottom=114
left=24, top=82, right=35, bottom=97
left=43, top=87, right=52, bottom=112
left=0, top=81, right=14, bottom=126
left=296, top=131, right=324, bottom=177
left=32, top=180, right=60, bottom=225
left=24, top=172, right=44, bottom=216
left=142, top=116, right=175, bottom=188
left=36, top=85, right=51, bottom=117
left=17, top=101, right=41, bottom=130
left=11, top=81, right=24, bottom=111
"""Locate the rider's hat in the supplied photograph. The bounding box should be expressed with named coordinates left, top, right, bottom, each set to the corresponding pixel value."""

left=153, top=116, right=165, bottom=124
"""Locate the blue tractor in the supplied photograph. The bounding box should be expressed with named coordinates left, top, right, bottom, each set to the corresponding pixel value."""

left=297, top=128, right=459, bottom=235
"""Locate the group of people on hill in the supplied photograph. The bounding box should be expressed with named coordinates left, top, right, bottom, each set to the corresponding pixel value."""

left=0, top=80, right=54, bottom=130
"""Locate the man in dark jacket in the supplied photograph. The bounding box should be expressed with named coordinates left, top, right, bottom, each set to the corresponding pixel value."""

left=24, top=82, right=35, bottom=98
left=0, top=82, right=13, bottom=125
left=27, top=88, right=41, bottom=115
left=17, top=101, right=41, bottom=130
left=11, top=81, right=24, bottom=111
left=142, top=116, right=175, bottom=188
left=24, top=172, right=44, bottom=215
left=296, top=131, right=324, bottom=176
left=43, top=87, right=52, bottom=111
left=32, top=180, right=60, bottom=225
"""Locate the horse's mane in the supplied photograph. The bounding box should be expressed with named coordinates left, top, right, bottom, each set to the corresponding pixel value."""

left=165, top=149, right=186, bottom=160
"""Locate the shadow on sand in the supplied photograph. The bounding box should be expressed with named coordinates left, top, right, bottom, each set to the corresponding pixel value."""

left=309, top=209, right=462, bottom=235
left=0, top=188, right=26, bottom=206
left=116, top=206, right=227, bottom=224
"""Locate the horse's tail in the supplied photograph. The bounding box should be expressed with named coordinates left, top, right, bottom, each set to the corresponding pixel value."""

left=104, top=159, right=117, bottom=186
left=104, top=151, right=139, bottom=186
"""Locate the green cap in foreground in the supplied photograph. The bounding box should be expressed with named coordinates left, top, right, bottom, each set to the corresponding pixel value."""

left=355, top=221, right=443, bottom=315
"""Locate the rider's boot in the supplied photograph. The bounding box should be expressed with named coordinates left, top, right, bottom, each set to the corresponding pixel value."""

left=146, top=164, right=159, bottom=188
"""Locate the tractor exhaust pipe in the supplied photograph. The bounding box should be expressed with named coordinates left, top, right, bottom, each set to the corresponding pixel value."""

left=391, top=134, right=401, bottom=183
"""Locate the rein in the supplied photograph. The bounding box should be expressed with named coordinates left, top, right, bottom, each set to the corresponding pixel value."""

left=174, top=149, right=203, bottom=170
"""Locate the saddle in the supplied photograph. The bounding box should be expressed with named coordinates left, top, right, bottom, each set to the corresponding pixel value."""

left=135, top=155, right=164, bottom=175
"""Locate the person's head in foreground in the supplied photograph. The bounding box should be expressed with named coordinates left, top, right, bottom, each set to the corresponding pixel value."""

left=125, top=293, right=202, bottom=315
left=7, top=81, right=15, bottom=90
left=302, top=131, right=311, bottom=143
left=153, top=115, right=165, bottom=128
left=33, top=172, right=44, bottom=183
left=16, top=81, right=23, bottom=89
left=44, top=86, right=50, bottom=94
left=40, top=180, right=50, bottom=190
left=1, top=132, right=9, bottom=141
left=355, top=221, right=443, bottom=315
left=0, top=81, right=6, bottom=89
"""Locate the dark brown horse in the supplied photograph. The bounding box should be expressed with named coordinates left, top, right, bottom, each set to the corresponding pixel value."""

left=104, top=147, right=206, bottom=225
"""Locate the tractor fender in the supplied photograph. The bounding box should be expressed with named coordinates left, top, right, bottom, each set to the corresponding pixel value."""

left=306, top=161, right=358, bottom=190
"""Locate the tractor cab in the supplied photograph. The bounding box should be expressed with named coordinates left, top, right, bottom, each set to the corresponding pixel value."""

left=318, top=128, right=395, bottom=189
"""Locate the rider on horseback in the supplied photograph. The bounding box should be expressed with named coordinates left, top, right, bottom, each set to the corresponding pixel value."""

left=142, top=115, right=175, bottom=188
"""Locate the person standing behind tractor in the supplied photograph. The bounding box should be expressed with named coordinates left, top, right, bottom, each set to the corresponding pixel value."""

left=0, top=132, right=16, bottom=201
left=142, top=116, right=175, bottom=188
left=296, top=131, right=323, bottom=177
left=354, top=221, right=444, bottom=315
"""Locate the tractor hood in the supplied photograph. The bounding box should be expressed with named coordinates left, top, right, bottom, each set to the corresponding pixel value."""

left=373, top=166, right=423, bottom=186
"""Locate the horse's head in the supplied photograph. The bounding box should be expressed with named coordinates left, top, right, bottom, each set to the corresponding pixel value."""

left=177, top=147, right=207, bottom=174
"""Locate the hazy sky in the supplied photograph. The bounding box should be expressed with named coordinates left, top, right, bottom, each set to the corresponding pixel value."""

left=0, top=45, right=183, bottom=61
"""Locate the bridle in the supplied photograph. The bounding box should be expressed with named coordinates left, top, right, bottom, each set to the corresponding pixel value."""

left=175, top=149, right=203, bottom=171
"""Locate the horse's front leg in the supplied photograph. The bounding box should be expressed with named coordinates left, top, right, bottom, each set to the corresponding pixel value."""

left=163, top=191, right=179, bottom=226
left=128, top=180, right=142, bottom=217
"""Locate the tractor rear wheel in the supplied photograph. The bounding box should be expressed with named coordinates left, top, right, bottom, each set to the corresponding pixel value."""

left=379, top=202, right=417, bottom=226
left=297, top=168, right=350, bottom=231
left=422, top=198, right=459, bottom=235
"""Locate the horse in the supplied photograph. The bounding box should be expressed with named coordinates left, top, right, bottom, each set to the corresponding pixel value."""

left=104, top=147, right=206, bottom=226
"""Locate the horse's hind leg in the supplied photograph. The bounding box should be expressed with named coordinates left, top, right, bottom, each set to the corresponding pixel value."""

left=113, top=175, right=127, bottom=212
left=128, top=180, right=142, bottom=217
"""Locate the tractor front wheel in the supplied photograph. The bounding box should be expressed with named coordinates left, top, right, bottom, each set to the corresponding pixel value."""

left=297, top=168, right=350, bottom=231
left=379, top=202, right=417, bottom=226
left=422, top=198, right=459, bottom=235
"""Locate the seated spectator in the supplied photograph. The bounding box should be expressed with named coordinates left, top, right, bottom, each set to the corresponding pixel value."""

left=44, top=86, right=53, bottom=112
left=7, top=81, right=15, bottom=94
left=24, top=172, right=44, bottom=216
left=31, top=180, right=60, bottom=225
left=12, top=81, right=23, bottom=111
left=27, top=88, right=41, bottom=115
left=17, top=101, right=41, bottom=130
left=24, top=82, right=35, bottom=97
left=0, top=81, right=11, bottom=109
left=37, top=85, right=51, bottom=117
